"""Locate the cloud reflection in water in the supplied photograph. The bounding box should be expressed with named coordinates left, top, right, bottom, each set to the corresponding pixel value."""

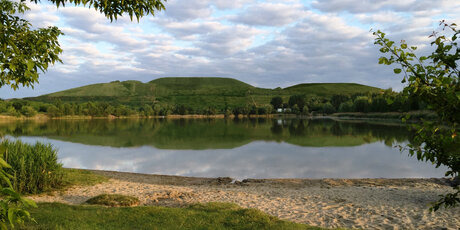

left=16, top=137, right=446, bottom=180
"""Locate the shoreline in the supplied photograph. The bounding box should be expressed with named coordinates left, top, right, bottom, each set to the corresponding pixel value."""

left=30, top=169, right=460, bottom=229
left=0, top=111, right=434, bottom=122
left=0, top=114, right=282, bottom=120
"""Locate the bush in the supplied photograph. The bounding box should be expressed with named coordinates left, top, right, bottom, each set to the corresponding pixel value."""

left=1, top=139, right=63, bottom=194
left=20, top=106, right=37, bottom=117
left=86, top=194, right=140, bottom=207
left=338, top=101, right=353, bottom=112
left=321, top=103, right=335, bottom=114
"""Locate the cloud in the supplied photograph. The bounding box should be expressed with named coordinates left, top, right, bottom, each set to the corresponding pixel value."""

left=231, top=2, right=307, bottom=26
left=163, top=0, right=213, bottom=21
left=1, top=0, right=459, bottom=99
left=311, top=0, right=442, bottom=13
left=212, top=0, right=255, bottom=10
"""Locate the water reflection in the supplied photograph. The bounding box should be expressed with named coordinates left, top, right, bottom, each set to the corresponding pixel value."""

left=1, top=118, right=410, bottom=149
left=0, top=118, right=447, bottom=179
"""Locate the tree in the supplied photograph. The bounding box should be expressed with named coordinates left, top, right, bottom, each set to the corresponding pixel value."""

left=321, top=102, right=335, bottom=115
left=270, top=96, right=283, bottom=109
left=330, top=94, right=349, bottom=111
left=288, top=95, right=305, bottom=110
left=1, top=1, right=166, bottom=227
left=373, top=21, right=460, bottom=211
left=1, top=0, right=166, bottom=89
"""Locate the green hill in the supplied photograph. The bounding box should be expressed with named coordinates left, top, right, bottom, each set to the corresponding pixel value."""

left=26, top=77, right=382, bottom=109
left=285, top=83, right=381, bottom=97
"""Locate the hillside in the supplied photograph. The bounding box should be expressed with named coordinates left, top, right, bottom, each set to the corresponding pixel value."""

left=25, top=77, right=382, bottom=109
left=285, top=83, right=381, bottom=97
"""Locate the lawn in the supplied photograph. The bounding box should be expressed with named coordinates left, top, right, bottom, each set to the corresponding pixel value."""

left=19, top=202, right=324, bottom=230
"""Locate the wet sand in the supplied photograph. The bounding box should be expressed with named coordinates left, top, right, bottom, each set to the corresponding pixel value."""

left=30, top=170, right=460, bottom=229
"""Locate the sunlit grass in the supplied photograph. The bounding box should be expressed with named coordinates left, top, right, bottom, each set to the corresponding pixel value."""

left=19, top=202, right=325, bottom=230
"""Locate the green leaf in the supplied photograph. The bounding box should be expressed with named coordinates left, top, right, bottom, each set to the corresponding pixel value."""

left=393, top=68, right=402, bottom=74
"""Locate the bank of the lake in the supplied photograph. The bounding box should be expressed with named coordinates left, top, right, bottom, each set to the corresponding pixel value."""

left=29, top=169, right=460, bottom=230
left=0, top=110, right=436, bottom=122
left=0, top=113, right=284, bottom=120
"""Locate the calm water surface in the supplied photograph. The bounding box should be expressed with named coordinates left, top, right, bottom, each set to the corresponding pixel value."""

left=1, top=118, right=447, bottom=179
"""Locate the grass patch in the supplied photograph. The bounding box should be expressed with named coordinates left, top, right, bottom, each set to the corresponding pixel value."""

left=86, top=194, right=140, bottom=207
left=19, top=202, right=323, bottom=230
left=332, top=111, right=437, bottom=121
left=61, top=168, right=108, bottom=188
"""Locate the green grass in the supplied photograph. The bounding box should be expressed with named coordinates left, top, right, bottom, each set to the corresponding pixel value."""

left=86, top=194, right=140, bottom=207
left=332, top=111, right=437, bottom=121
left=1, top=139, right=63, bottom=194
left=61, top=168, right=109, bottom=188
left=19, top=202, right=322, bottom=230
left=285, top=83, right=381, bottom=97
left=26, top=77, right=381, bottom=109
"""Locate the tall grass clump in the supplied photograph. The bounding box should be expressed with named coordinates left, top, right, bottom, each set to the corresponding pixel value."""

left=1, top=139, right=63, bottom=194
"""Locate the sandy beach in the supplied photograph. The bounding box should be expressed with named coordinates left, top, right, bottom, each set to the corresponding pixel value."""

left=30, top=170, right=460, bottom=229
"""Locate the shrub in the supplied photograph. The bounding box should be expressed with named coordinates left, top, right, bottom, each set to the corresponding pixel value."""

left=321, top=103, right=335, bottom=114
left=20, top=106, right=37, bottom=117
left=86, top=194, right=140, bottom=207
left=1, top=139, right=63, bottom=194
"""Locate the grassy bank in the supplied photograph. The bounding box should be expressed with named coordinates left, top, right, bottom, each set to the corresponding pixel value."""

left=331, top=111, right=437, bottom=121
left=61, top=168, right=109, bottom=188
left=0, top=114, right=279, bottom=120
left=19, top=202, right=322, bottom=230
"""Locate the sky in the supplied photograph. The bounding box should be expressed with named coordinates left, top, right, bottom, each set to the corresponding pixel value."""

left=1, top=0, right=460, bottom=98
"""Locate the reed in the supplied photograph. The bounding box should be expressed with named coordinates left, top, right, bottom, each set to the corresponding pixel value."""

left=1, top=139, right=63, bottom=194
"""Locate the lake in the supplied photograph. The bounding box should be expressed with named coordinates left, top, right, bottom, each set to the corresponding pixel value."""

left=0, top=118, right=447, bottom=180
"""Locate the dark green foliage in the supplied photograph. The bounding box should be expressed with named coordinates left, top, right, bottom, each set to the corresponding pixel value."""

left=20, top=202, right=319, bottom=230
left=42, top=0, right=166, bottom=21
left=86, top=194, right=140, bottom=207
left=20, top=106, right=36, bottom=117
left=288, top=95, right=305, bottom=109
left=338, top=101, right=353, bottom=112
left=353, top=96, right=370, bottom=113
left=270, top=96, right=283, bottom=109
left=321, top=103, right=335, bottom=115
left=374, top=21, right=460, bottom=210
left=1, top=139, right=63, bottom=194
left=330, top=94, right=349, bottom=110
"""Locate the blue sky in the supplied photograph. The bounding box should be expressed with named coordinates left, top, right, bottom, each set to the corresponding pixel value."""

left=1, top=0, right=459, bottom=98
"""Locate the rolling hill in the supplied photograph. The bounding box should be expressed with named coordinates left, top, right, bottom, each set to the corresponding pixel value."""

left=25, top=77, right=382, bottom=109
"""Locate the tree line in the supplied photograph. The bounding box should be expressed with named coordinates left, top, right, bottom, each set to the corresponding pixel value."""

left=270, top=89, right=425, bottom=115
left=0, top=89, right=427, bottom=118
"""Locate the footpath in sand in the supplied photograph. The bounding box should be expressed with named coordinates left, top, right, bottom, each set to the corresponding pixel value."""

left=30, top=170, right=460, bottom=229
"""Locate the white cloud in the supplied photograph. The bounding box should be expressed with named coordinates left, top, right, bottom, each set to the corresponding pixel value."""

left=163, top=0, right=213, bottom=21
left=231, top=2, right=307, bottom=26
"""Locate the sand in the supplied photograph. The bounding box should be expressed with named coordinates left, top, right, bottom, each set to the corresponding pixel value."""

left=29, top=170, right=460, bottom=229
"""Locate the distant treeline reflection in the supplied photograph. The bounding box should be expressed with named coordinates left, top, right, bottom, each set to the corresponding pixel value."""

left=0, top=118, right=410, bottom=149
